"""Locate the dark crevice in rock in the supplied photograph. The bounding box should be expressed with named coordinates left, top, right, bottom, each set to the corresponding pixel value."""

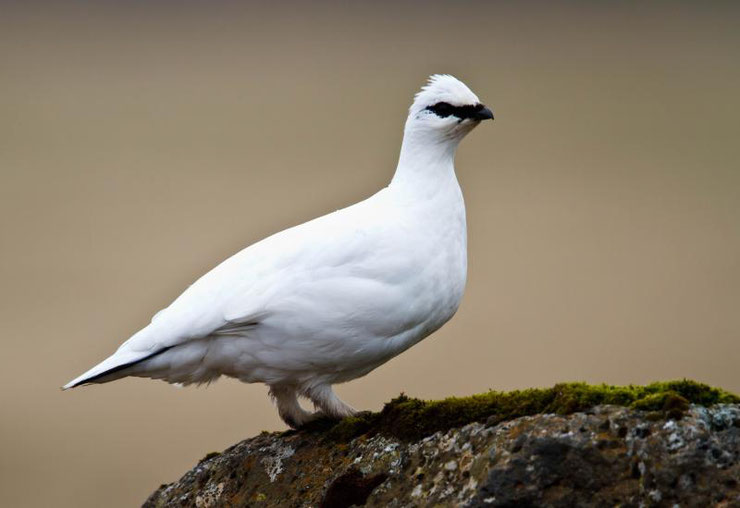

left=320, top=468, right=388, bottom=508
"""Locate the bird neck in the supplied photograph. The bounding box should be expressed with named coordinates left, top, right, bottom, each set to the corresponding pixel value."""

left=390, top=123, right=461, bottom=197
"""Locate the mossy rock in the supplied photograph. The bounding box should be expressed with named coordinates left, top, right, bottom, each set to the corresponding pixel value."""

left=315, top=380, right=738, bottom=442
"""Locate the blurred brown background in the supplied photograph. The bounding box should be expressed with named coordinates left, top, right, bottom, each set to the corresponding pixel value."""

left=1, top=1, right=739, bottom=506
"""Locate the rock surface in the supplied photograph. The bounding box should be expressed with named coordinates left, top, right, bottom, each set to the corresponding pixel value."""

left=145, top=401, right=739, bottom=507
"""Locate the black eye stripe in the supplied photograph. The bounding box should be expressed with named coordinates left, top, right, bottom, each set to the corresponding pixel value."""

left=425, top=102, right=484, bottom=119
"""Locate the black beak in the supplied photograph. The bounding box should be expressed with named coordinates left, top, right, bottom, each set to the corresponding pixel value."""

left=474, top=106, right=494, bottom=121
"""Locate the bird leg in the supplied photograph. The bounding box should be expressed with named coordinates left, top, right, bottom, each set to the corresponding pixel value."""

left=304, top=384, right=358, bottom=421
left=269, top=385, right=314, bottom=429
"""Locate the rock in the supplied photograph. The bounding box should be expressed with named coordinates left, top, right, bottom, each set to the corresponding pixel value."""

left=144, top=382, right=739, bottom=507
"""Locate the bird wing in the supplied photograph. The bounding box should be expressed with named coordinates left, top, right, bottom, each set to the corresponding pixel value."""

left=63, top=185, right=447, bottom=389
left=64, top=188, right=411, bottom=389
left=121, top=188, right=396, bottom=354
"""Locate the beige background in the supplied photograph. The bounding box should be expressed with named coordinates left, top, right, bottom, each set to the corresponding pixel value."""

left=1, top=2, right=739, bottom=506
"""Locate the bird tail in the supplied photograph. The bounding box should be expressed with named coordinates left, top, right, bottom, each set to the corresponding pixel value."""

left=61, top=347, right=171, bottom=390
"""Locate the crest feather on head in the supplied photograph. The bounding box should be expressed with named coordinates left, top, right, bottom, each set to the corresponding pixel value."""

left=410, top=74, right=480, bottom=114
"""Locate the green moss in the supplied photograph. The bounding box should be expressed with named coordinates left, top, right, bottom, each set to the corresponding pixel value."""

left=320, top=380, right=738, bottom=442
left=630, top=390, right=688, bottom=414
left=327, top=413, right=376, bottom=442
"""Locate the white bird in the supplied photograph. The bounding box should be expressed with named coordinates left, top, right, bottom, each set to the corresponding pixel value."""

left=64, top=75, right=493, bottom=428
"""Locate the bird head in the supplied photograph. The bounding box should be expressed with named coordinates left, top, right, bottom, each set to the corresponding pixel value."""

left=406, top=74, right=493, bottom=142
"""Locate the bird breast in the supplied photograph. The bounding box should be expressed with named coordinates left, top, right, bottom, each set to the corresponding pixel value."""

left=248, top=183, right=467, bottom=369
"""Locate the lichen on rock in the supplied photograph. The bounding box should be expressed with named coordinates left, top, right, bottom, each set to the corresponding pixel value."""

left=144, top=380, right=739, bottom=507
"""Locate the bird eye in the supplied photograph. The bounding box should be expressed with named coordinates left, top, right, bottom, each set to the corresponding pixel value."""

left=426, top=102, right=455, bottom=117
left=425, top=102, right=485, bottom=120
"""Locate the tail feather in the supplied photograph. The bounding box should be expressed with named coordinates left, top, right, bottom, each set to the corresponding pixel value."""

left=62, top=346, right=172, bottom=390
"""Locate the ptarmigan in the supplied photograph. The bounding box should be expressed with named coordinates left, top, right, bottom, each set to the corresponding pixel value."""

left=64, top=75, right=493, bottom=428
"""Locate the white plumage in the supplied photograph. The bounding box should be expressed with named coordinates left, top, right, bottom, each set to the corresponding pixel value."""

left=64, top=75, right=493, bottom=428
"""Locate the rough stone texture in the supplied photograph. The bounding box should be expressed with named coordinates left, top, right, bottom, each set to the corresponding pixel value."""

left=144, top=404, right=739, bottom=507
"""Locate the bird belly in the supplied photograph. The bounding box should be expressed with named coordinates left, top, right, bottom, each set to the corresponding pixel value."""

left=223, top=263, right=464, bottom=386
left=135, top=268, right=463, bottom=388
